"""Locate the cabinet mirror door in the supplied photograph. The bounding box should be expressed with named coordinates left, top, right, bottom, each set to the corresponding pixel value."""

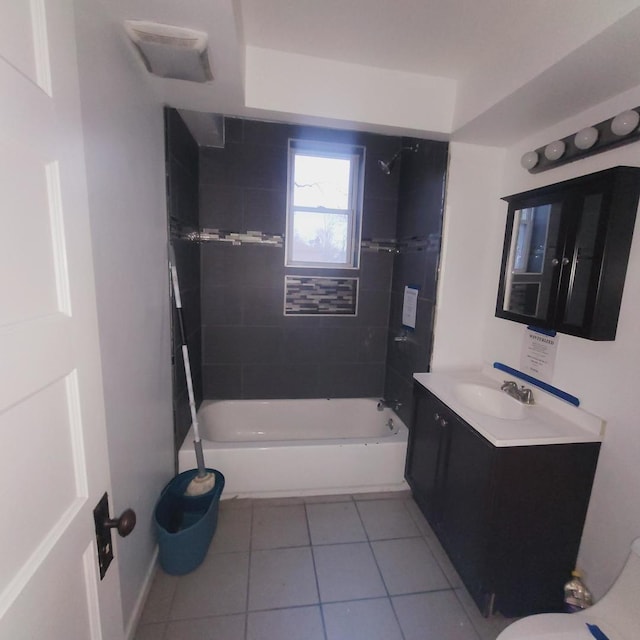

left=561, top=193, right=604, bottom=328
left=501, top=201, right=563, bottom=323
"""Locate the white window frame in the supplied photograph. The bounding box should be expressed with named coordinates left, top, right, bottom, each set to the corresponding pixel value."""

left=285, top=139, right=364, bottom=269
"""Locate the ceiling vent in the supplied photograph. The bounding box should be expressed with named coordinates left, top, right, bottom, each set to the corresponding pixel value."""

left=124, top=20, right=213, bottom=82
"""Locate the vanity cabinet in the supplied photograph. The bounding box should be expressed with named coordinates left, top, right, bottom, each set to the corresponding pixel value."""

left=496, top=166, right=640, bottom=340
left=405, top=382, right=600, bottom=617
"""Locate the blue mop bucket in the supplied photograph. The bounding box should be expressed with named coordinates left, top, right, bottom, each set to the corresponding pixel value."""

left=153, top=468, right=225, bottom=575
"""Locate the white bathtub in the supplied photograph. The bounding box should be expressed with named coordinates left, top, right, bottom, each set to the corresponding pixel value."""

left=178, top=398, right=409, bottom=499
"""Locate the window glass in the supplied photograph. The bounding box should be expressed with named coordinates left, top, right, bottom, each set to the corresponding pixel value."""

left=293, top=155, right=351, bottom=209
left=290, top=210, right=349, bottom=264
left=286, top=140, right=363, bottom=269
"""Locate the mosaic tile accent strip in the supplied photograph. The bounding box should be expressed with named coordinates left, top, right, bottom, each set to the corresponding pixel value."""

left=397, top=234, right=441, bottom=253
left=198, top=227, right=284, bottom=247
left=284, top=276, right=359, bottom=316
left=170, top=219, right=284, bottom=246
left=361, top=238, right=397, bottom=253
left=361, top=234, right=441, bottom=254
left=171, top=220, right=439, bottom=255
left=169, top=218, right=200, bottom=241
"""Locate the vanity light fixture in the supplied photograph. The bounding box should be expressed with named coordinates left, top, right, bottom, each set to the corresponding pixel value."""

left=521, top=106, right=640, bottom=173
left=611, top=109, right=640, bottom=136
left=520, top=151, right=539, bottom=170
left=574, top=126, right=598, bottom=150
left=544, top=140, right=565, bottom=161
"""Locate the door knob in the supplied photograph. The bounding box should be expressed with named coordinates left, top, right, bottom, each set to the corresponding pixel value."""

left=93, top=493, right=136, bottom=579
left=104, top=508, right=136, bottom=537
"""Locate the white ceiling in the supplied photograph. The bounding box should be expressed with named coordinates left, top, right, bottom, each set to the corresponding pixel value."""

left=107, top=0, right=640, bottom=145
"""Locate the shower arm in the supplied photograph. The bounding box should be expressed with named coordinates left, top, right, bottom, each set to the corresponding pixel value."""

left=378, top=143, right=419, bottom=174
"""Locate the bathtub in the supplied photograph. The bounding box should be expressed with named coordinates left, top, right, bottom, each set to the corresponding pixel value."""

left=178, top=398, right=409, bottom=499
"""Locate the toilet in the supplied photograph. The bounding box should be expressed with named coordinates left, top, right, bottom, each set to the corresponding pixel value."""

left=497, top=538, right=640, bottom=640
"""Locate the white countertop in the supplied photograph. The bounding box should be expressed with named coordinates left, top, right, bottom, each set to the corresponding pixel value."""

left=413, top=367, right=604, bottom=448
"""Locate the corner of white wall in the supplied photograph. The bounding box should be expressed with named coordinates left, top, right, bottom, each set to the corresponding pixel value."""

left=431, top=141, right=506, bottom=371
left=73, top=0, right=174, bottom=631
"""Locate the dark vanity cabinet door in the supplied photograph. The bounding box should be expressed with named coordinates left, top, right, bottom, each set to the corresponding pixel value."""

left=406, top=383, right=601, bottom=618
left=438, top=412, right=495, bottom=612
left=496, top=166, right=640, bottom=340
left=406, top=384, right=496, bottom=611
left=404, top=388, right=447, bottom=525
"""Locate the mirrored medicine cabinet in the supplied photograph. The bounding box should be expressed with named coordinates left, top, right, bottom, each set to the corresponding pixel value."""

left=496, top=166, right=640, bottom=340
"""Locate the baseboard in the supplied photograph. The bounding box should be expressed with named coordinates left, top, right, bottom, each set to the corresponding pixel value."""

left=124, top=546, right=158, bottom=640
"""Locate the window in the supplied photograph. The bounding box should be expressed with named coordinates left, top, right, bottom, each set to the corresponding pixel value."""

left=285, top=140, right=364, bottom=268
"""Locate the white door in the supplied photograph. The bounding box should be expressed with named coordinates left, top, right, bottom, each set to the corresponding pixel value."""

left=0, top=1, right=124, bottom=638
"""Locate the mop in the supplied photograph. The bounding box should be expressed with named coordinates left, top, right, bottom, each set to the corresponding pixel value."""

left=169, top=245, right=216, bottom=496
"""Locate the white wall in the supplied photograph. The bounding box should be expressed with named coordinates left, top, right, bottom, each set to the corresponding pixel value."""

left=431, top=142, right=505, bottom=371
left=245, top=46, right=456, bottom=137
left=438, top=84, right=640, bottom=598
left=73, top=2, right=174, bottom=633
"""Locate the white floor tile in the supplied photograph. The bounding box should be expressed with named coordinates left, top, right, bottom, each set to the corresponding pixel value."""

left=252, top=504, right=309, bottom=549
left=254, top=496, right=306, bottom=507
left=304, top=493, right=353, bottom=504
left=170, top=552, right=249, bottom=619
left=164, top=613, right=245, bottom=640
left=404, top=497, right=436, bottom=537
left=220, top=497, right=254, bottom=510
left=306, top=501, right=367, bottom=545
left=313, top=542, right=386, bottom=602
left=136, top=491, right=516, bottom=640
left=353, top=490, right=411, bottom=501
left=392, top=591, right=480, bottom=640
left=323, top=598, right=403, bottom=640
left=140, top=570, right=179, bottom=623
left=248, top=547, right=318, bottom=610
left=209, top=507, right=251, bottom=553
left=247, top=606, right=325, bottom=640
left=372, top=537, right=450, bottom=595
left=356, top=498, right=420, bottom=540
left=454, top=587, right=518, bottom=640
left=424, top=534, right=464, bottom=589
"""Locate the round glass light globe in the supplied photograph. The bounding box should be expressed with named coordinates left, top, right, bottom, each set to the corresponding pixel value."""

left=520, top=150, right=539, bottom=170
left=611, top=110, right=639, bottom=136
left=544, top=140, right=566, bottom=161
left=574, top=127, right=599, bottom=150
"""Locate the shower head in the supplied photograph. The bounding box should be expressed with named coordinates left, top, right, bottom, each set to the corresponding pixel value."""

left=378, top=143, right=420, bottom=174
left=377, top=157, right=395, bottom=175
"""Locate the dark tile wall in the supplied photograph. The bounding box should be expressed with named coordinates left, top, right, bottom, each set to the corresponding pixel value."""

left=200, top=118, right=401, bottom=399
left=165, top=108, right=202, bottom=460
left=384, top=138, right=449, bottom=425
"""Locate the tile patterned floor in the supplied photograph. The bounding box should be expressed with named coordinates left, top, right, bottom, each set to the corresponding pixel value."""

left=136, top=492, right=516, bottom=640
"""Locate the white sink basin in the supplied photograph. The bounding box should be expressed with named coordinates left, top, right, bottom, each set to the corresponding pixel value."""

left=413, top=368, right=604, bottom=447
left=454, top=383, right=526, bottom=420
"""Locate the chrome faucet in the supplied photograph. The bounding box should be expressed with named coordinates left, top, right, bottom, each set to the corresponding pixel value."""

left=500, top=380, right=535, bottom=405
left=377, top=399, right=402, bottom=412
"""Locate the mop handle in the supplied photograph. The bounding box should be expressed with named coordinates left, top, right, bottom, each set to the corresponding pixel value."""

left=168, top=246, right=203, bottom=450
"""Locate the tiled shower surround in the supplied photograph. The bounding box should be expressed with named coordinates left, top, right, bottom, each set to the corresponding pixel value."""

left=165, top=109, right=202, bottom=462
left=197, top=116, right=448, bottom=405
left=385, top=141, right=449, bottom=425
